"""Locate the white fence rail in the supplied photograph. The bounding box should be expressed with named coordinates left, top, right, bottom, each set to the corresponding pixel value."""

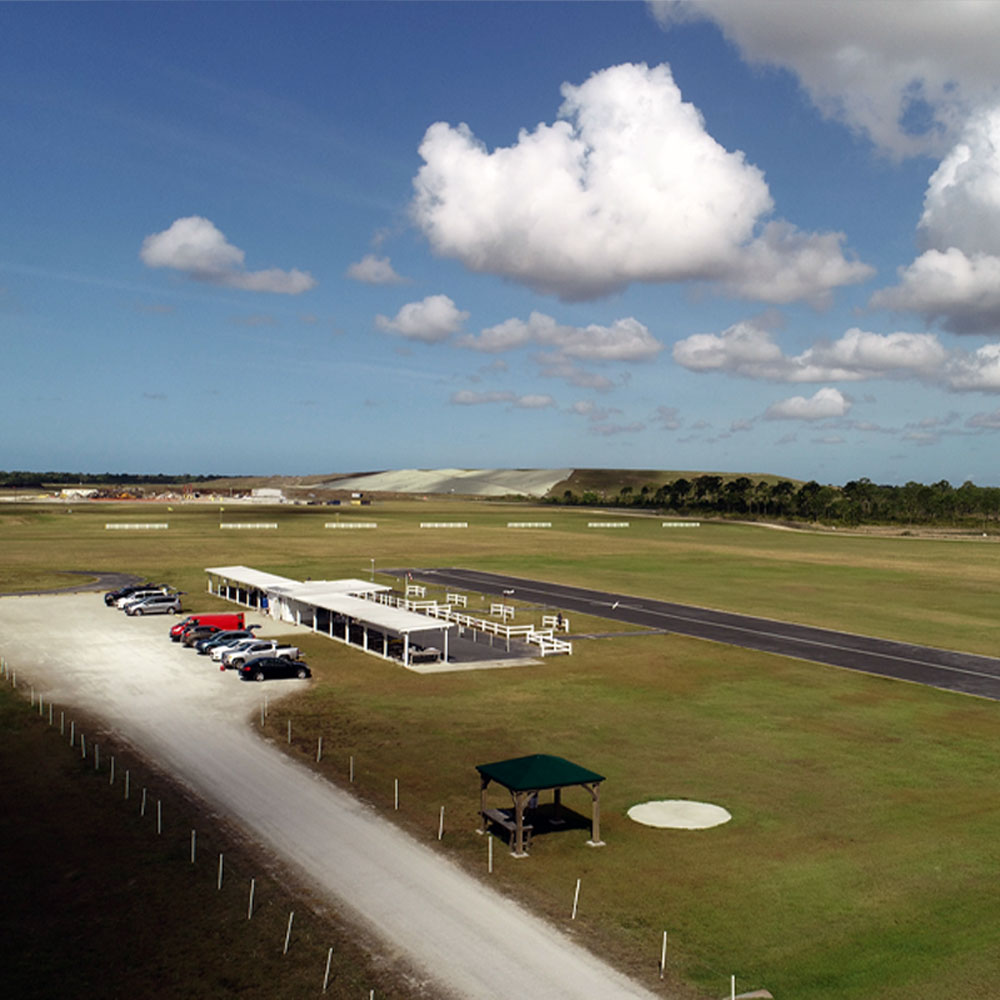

left=325, top=521, right=377, bottom=529
left=105, top=523, right=169, bottom=530
left=506, top=522, right=552, bottom=528
left=372, top=591, right=571, bottom=656
left=588, top=521, right=629, bottom=528
left=419, top=522, right=468, bottom=528
left=446, top=593, right=467, bottom=607
left=662, top=521, right=701, bottom=528
left=220, top=523, right=278, bottom=529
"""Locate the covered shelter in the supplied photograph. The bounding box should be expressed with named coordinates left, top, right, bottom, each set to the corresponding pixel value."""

left=205, top=565, right=299, bottom=608
left=476, top=753, right=606, bottom=857
left=205, top=566, right=455, bottom=669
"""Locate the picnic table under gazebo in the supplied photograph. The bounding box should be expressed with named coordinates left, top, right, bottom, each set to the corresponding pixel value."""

left=476, top=753, right=606, bottom=857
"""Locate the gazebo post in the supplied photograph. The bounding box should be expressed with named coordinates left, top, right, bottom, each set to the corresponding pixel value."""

left=586, top=782, right=605, bottom=847
left=514, top=791, right=527, bottom=857
left=478, top=777, right=490, bottom=834
left=552, top=787, right=564, bottom=825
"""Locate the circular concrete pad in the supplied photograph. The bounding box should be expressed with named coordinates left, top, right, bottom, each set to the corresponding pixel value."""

left=627, top=800, right=731, bottom=830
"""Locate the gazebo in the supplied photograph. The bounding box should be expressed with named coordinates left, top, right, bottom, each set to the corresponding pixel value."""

left=476, top=753, right=606, bottom=857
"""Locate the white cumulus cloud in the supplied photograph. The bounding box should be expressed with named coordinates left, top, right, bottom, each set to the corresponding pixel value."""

left=674, top=321, right=948, bottom=382
left=412, top=62, right=868, bottom=303
left=346, top=254, right=408, bottom=285
left=375, top=294, right=468, bottom=342
left=650, top=0, right=1000, bottom=158
left=460, top=312, right=662, bottom=361
left=765, top=387, right=850, bottom=421
left=140, top=216, right=315, bottom=294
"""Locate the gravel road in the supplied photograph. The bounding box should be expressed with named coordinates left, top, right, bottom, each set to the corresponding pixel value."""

left=0, top=593, right=661, bottom=1000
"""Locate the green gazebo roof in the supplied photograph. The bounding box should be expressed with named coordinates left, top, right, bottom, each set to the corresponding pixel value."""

left=476, top=753, right=605, bottom=792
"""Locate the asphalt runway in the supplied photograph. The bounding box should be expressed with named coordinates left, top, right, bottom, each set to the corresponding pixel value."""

left=394, top=567, right=1000, bottom=701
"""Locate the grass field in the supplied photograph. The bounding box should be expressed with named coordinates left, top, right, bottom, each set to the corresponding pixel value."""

left=3, top=499, right=1000, bottom=998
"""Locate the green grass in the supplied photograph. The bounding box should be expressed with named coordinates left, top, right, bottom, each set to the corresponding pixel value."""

left=3, top=499, right=1000, bottom=998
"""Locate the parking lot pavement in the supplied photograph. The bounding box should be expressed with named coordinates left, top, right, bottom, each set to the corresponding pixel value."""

left=0, top=593, right=661, bottom=1000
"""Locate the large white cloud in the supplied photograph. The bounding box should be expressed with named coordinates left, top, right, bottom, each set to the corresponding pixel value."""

left=872, top=109, right=1000, bottom=333
left=650, top=1, right=1000, bottom=158
left=140, top=216, right=315, bottom=294
left=765, top=387, right=850, bottom=421
left=375, top=294, right=469, bottom=342
left=871, top=248, right=1000, bottom=334
left=411, top=62, right=869, bottom=303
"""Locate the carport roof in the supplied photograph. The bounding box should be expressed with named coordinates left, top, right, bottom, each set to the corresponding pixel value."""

left=269, top=579, right=390, bottom=599
left=304, top=592, right=453, bottom=635
left=205, top=565, right=300, bottom=589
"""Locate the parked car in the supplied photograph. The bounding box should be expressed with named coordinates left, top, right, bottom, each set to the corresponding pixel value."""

left=116, top=588, right=167, bottom=609
left=104, top=582, right=156, bottom=607
left=210, top=637, right=263, bottom=662
left=238, top=657, right=311, bottom=682
left=180, top=624, right=224, bottom=646
left=125, top=593, right=182, bottom=616
left=169, top=612, right=246, bottom=641
left=195, top=629, right=258, bottom=654
left=221, top=640, right=300, bottom=670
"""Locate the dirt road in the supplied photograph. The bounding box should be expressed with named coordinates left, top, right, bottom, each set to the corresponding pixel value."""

left=0, top=593, right=661, bottom=1000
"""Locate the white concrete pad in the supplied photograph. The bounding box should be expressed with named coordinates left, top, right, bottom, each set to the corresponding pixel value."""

left=627, top=799, right=732, bottom=830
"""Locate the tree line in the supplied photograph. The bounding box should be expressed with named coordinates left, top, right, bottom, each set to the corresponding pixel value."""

left=0, top=471, right=221, bottom=489
left=547, top=476, right=1000, bottom=527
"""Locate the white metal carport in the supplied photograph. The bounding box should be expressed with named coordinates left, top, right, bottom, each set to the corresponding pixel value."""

left=205, top=567, right=452, bottom=668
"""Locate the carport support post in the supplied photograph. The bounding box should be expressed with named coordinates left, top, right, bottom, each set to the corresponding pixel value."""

left=403, top=633, right=410, bottom=667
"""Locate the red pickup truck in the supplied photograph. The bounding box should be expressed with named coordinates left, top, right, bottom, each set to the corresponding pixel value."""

left=169, top=612, right=245, bottom=641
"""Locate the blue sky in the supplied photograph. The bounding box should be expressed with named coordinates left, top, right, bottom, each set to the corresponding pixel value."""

left=7, top=2, right=1000, bottom=485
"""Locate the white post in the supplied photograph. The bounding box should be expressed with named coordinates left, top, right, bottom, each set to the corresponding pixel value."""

left=660, top=931, right=667, bottom=979
left=287, top=719, right=291, bottom=744
left=141, top=788, right=147, bottom=817
left=731, top=975, right=736, bottom=1000
left=349, top=755, right=354, bottom=783
left=217, top=853, right=224, bottom=890
left=394, top=778, right=399, bottom=810
left=60, top=711, right=65, bottom=735
left=69, top=720, right=75, bottom=747
left=48, top=703, right=53, bottom=726
left=124, top=769, right=130, bottom=800
left=283, top=911, right=295, bottom=954
left=438, top=806, right=445, bottom=841
left=316, top=736, right=323, bottom=762
left=322, top=947, right=333, bottom=992
left=247, top=878, right=255, bottom=919
left=80, top=733, right=86, bottom=759
left=190, top=830, right=196, bottom=864
left=488, top=836, right=493, bottom=874
left=157, top=799, right=162, bottom=835
left=571, top=878, right=581, bottom=920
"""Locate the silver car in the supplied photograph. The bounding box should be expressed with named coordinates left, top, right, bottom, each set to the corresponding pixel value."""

left=125, top=593, right=182, bottom=616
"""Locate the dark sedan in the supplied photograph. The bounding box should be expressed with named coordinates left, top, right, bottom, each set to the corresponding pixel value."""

left=195, top=629, right=256, bottom=654
left=238, top=657, right=311, bottom=682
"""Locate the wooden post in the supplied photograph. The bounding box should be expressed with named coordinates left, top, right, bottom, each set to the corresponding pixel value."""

left=586, top=782, right=605, bottom=846
left=514, top=791, right=527, bottom=856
